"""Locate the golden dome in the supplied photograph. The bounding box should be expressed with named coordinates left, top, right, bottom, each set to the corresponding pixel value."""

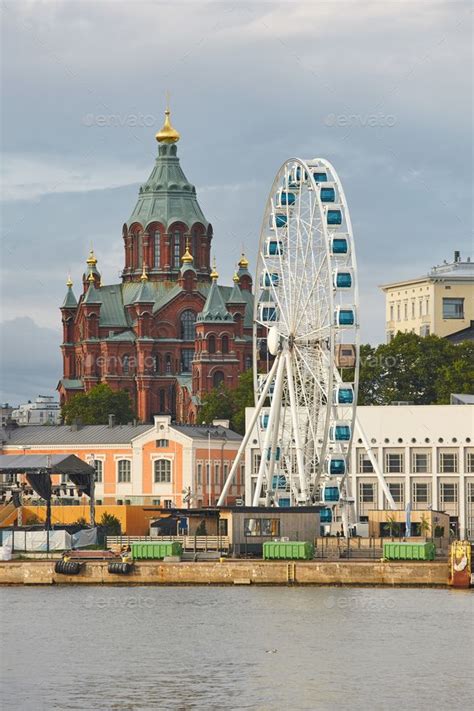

left=182, top=246, right=193, bottom=264
left=66, top=275, right=73, bottom=288
left=86, top=249, right=97, bottom=266
left=140, top=264, right=149, bottom=282
left=155, top=109, right=180, bottom=144
left=238, top=253, right=249, bottom=269
left=233, top=272, right=239, bottom=283
left=88, top=271, right=95, bottom=283
left=210, top=258, right=219, bottom=281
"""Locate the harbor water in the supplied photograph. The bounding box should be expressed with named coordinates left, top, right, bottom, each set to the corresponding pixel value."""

left=0, top=586, right=472, bottom=710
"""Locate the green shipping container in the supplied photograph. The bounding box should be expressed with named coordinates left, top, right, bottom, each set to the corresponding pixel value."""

left=263, top=541, right=314, bottom=560
left=131, top=542, right=183, bottom=560
left=383, top=542, right=436, bottom=561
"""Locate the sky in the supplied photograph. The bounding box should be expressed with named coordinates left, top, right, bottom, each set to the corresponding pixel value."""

left=0, top=0, right=472, bottom=405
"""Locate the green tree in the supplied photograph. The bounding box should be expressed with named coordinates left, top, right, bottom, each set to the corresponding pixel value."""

left=62, top=384, right=135, bottom=425
left=98, top=512, right=122, bottom=536
left=199, top=370, right=254, bottom=434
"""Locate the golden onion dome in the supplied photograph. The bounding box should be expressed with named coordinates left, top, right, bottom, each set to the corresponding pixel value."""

left=210, top=258, right=219, bottom=281
left=140, top=264, right=149, bottom=282
left=238, top=253, right=249, bottom=269
left=182, top=239, right=193, bottom=264
left=233, top=272, right=240, bottom=283
left=155, top=108, right=180, bottom=144
left=86, top=249, right=97, bottom=266
left=66, top=275, right=73, bottom=288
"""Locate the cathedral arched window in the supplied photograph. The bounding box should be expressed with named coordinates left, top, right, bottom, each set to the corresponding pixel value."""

left=173, top=231, right=181, bottom=268
left=165, top=354, right=172, bottom=374
left=213, top=371, right=225, bottom=388
left=222, top=335, right=229, bottom=354
left=137, top=233, right=143, bottom=269
left=180, top=310, right=196, bottom=341
left=123, top=355, right=130, bottom=374
left=154, top=231, right=161, bottom=269
left=192, top=228, right=200, bottom=268
left=208, top=335, right=216, bottom=354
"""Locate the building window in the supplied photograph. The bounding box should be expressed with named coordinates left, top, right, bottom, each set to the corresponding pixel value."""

left=137, top=232, right=143, bottom=269
left=152, top=499, right=161, bottom=506
left=359, top=482, right=375, bottom=503
left=123, top=355, right=130, bottom=374
left=390, top=305, right=394, bottom=321
left=156, top=439, right=169, bottom=448
left=153, top=231, right=160, bottom=269
left=388, top=482, right=404, bottom=504
left=94, top=459, right=103, bottom=483
left=215, top=463, right=220, bottom=486
left=197, top=463, right=202, bottom=485
left=206, top=463, right=210, bottom=485
left=413, top=482, right=430, bottom=505
left=385, top=452, right=404, bottom=473
left=154, top=459, right=171, bottom=483
left=404, top=302, right=408, bottom=320
left=213, top=370, right=225, bottom=388
left=439, top=452, right=458, bottom=473
left=412, top=452, right=430, bottom=473
left=208, top=335, right=216, bottom=354
left=439, top=482, right=458, bottom=504
left=245, top=355, right=252, bottom=369
left=244, top=518, right=280, bottom=537
left=466, top=453, right=474, bottom=473
left=397, top=304, right=400, bottom=321
left=358, top=452, right=374, bottom=473
left=117, top=459, right=131, bottom=483
left=411, top=301, right=415, bottom=318
left=443, top=297, right=464, bottom=319
left=468, top=482, right=474, bottom=503
left=221, top=335, right=229, bottom=354
left=181, top=349, right=194, bottom=373
left=165, top=354, right=172, bottom=374
left=174, top=231, right=181, bottom=268
left=164, top=499, right=173, bottom=509
left=180, top=310, right=196, bottom=341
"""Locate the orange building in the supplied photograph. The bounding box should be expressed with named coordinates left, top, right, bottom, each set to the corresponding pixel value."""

left=0, top=417, right=244, bottom=508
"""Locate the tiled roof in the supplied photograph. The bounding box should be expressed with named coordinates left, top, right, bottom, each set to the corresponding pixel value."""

left=0, top=424, right=151, bottom=446
left=172, top=424, right=242, bottom=441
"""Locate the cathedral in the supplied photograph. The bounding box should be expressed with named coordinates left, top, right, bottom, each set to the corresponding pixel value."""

left=58, top=108, right=254, bottom=423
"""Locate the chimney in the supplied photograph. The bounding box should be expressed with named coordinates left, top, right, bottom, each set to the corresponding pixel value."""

left=71, top=418, right=82, bottom=432
left=454, top=250, right=460, bottom=263
left=108, top=414, right=116, bottom=428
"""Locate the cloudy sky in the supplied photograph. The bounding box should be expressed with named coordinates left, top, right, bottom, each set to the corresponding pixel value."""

left=1, top=0, right=472, bottom=404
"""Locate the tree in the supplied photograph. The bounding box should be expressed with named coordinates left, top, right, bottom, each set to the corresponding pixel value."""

left=199, top=370, right=254, bottom=435
left=62, top=384, right=135, bottom=425
left=98, top=512, right=121, bottom=536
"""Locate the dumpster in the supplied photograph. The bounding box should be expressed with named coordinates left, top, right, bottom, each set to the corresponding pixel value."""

left=263, top=541, right=314, bottom=560
left=131, top=541, right=183, bottom=560
left=383, top=542, right=436, bottom=561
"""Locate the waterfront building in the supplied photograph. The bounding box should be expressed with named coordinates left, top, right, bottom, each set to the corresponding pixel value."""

left=58, top=108, right=254, bottom=423
left=244, top=403, right=474, bottom=540
left=0, top=416, right=243, bottom=508
left=11, top=396, right=61, bottom=426
left=380, top=251, right=474, bottom=342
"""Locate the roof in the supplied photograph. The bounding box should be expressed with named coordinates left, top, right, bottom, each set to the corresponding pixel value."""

left=171, top=424, right=243, bottom=442
left=227, top=281, right=246, bottom=305
left=0, top=453, right=95, bottom=476
left=380, top=258, right=474, bottom=290
left=127, top=142, right=209, bottom=230
left=197, top=279, right=233, bottom=323
left=83, top=283, right=102, bottom=305
left=450, top=393, right=474, bottom=404
left=62, top=285, right=78, bottom=309
left=0, top=424, right=151, bottom=446
left=59, top=379, right=84, bottom=390
left=445, top=320, right=474, bottom=343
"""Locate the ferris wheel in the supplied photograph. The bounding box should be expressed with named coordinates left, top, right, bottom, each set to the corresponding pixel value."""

left=217, top=157, right=396, bottom=521
left=251, top=158, right=359, bottom=512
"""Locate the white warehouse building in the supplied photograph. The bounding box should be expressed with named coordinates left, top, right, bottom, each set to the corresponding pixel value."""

left=244, top=404, right=474, bottom=540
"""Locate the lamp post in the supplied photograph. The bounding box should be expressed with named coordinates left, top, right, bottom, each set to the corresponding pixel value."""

left=208, top=427, right=211, bottom=507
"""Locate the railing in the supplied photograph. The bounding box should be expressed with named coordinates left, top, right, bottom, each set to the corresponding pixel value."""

left=106, top=535, right=230, bottom=552
left=314, top=536, right=448, bottom=559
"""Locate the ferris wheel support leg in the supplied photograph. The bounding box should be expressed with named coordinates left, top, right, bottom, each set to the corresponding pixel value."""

left=355, top=416, right=396, bottom=511
left=217, top=355, right=280, bottom=507
left=285, top=351, right=310, bottom=504
left=252, top=354, right=286, bottom=507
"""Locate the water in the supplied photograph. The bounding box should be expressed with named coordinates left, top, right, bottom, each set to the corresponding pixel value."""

left=0, top=586, right=472, bottom=710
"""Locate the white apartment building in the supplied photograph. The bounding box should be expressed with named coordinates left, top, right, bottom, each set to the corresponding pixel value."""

left=244, top=404, right=474, bottom=539
left=11, top=395, right=62, bottom=426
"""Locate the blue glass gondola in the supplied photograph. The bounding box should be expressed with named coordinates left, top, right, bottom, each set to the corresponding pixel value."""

left=279, top=191, right=296, bottom=206
left=275, top=214, right=288, bottom=228
left=334, top=271, right=352, bottom=288
left=320, top=508, right=332, bottom=523
left=324, top=486, right=340, bottom=503
left=266, top=240, right=283, bottom=256
left=330, top=424, right=351, bottom=441
left=260, top=413, right=269, bottom=429
left=327, top=209, right=342, bottom=225
left=336, top=309, right=355, bottom=326
left=261, top=306, right=277, bottom=322
left=328, top=457, right=346, bottom=476
left=336, top=386, right=354, bottom=404
left=262, top=271, right=280, bottom=287
left=331, top=237, right=348, bottom=254
left=320, top=187, right=336, bottom=202
left=313, top=171, right=328, bottom=182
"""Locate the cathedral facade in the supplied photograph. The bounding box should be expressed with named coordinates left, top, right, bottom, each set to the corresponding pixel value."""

left=58, top=109, right=254, bottom=423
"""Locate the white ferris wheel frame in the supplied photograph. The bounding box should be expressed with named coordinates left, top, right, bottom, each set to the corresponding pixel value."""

left=217, top=157, right=396, bottom=513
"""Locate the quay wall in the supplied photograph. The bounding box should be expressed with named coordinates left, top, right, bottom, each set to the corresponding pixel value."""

left=0, top=559, right=449, bottom=586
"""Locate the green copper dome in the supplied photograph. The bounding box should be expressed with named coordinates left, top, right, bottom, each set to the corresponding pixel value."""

left=127, top=143, right=209, bottom=230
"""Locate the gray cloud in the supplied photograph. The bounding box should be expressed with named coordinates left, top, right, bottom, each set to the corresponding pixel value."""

left=1, top=0, right=472, bottom=402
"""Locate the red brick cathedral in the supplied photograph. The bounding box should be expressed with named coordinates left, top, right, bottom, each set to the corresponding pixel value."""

left=58, top=109, right=254, bottom=423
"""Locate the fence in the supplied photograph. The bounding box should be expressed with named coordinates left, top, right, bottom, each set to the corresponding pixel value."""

left=314, top=536, right=448, bottom=559
left=106, top=535, right=230, bottom=552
